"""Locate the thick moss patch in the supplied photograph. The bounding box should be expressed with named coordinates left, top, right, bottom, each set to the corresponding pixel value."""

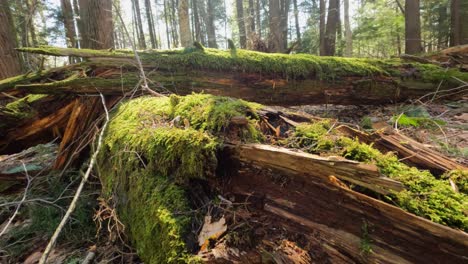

left=97, top=94, right=261, bottom=263
left=285, top=121, right=468, bottom=231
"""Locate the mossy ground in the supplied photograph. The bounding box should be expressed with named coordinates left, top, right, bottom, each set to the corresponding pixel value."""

left=97, top=94, right=261, bottom=263
left=1, top=94, right=47, bottom=120
left=285, top=121, right=468, bottom=231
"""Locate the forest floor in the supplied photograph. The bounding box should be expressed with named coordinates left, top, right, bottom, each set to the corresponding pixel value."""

left=1, top=97, right=466, bottom=263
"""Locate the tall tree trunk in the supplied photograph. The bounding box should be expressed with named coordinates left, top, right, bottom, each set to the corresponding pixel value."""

left=0, top=0, right=22, bottom=79
left=236, top=0, right=247, bottom=48
left=164, top=0, right=171, bottom=48
left=78, top=0, right=114, bottom=49
left=450, top=0, right=468, bottom=46
left=269, top=0, right=282, bottom=52
left=319, top=0, right=326, bottom=55
left=73, top=0, right=83, bottom=47
left=279, top=0, right=290, bottom=50
left=206, top=0, right=217, bottom=48
left=344, top=0, right=352, bottom=56
left=246, top=0, right=255, bottom=48
left=170, top=0, right=179, bottom=47
left=25, top=0, right=38, bottom=46
left=132, top=0, right=146, bottom=49
left=15, top=0, right=28, bottom=47
left=293, top=0, right=300, bottom=42
left=437, top=3, right=447, bottom=49
left=404, top=0, right=422, bottom=54
left=196, top=0, right=208, bottom=46
left=256, top=0, right=261, bottom=38
left=144, top=0, right=157, bottom=48
left=178, top=0, right=192, bottom=47
left=324, top=0, right=338, bottom=56
left=61, top=0, right=77, bottom=48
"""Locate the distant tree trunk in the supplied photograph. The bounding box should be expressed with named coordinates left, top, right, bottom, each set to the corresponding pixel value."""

left=170, top=0, right=179, bottom=47
left=73, top=0, right=83, bottom=47
left=246, top=0, right=255, bottom=48
left=15, top=0, right=28, bottom=47
left=437, top=3, right=448, bottom=49
left=405, top=0, right=422, bottom=54
left=0, top=0, right=22, bottom=79
left=78, top=0, right=114, bottom=49
left=319, top=0, right=326, bottom=55
left=178, top=0, right=192, bottom=47
left=25, top=0, right=38, bottom=46
left=344, top=0, right=352, bottom=56
left=193, top=0, right=202, bottom=44
left=61, top=0, right=77, bottom=48
left=280, top=0, right=290, bottom=50
left=131, top=0, right=146, bottom=49
left=236, top=0, right=247, bottom=48
left=450, top=0, right=468, bottom=46
left=293, top=0, right=300, bottom=42
left=256, top=0, right=261, bottom=38
left=324, top=0, right=338, bottom=55
left=206, top=0, right=217, bottom=48
left=164, top=0, right=171, bottom=48
left=196, top=0, right=208, bottom=46
left=144, top=0, right=157, bottom=48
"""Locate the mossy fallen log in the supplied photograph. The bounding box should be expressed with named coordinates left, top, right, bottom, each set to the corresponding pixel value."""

left=97, top=94, right=467, bottom=263
left=8, top=46, right=468, bottom=105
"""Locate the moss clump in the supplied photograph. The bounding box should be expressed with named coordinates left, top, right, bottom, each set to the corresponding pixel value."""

left=1, top=94, right=47, bottom=119
left=286, top=120, right=468, bottom=231
left=392, top=114, right=446, bottom=128
left=98, top=94, right=263, bottom=263
left=443, top=170, right=468, bottom=194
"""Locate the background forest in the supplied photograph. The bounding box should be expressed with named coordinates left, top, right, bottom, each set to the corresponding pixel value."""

left=1, top=0, right=468, bottom=79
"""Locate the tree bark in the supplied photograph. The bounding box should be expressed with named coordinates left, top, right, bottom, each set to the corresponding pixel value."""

left=255, top=0, right=261, bottom=38
left=164, top=0, right=171, bottom=48
left=178, top=0, right=192, bottom=47
left=246, top=0, right=255, bottom=48
left=25, top=0, right=38, bottom=46
left=344, top=0, right=352, bottom=57
left=60, top=0, right=78, bottom=48
left=324, top=0, right=338, bottom=55
left=206, top=0, right=218, bottom=48
left=0, top=1, right=22, bottom=79
left=144, top=0, right=158, bottom=49
left=236, top=0, right=247, bottom=48
left=268, top=0, right=282, bottom=52
left=280, top=0, right=290, bottom=50
left=319, top=0, right=326, bottom=55
left=78, top=0, right=114, bottom=49
left=131, top=0, right=146, bottom=49
left=405, top=0, right=422, bottom=54
left=170, top=0, right=180, bottom=47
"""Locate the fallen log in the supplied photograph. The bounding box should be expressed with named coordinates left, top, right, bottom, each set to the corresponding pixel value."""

left=6, top=46, right=468, bottom=105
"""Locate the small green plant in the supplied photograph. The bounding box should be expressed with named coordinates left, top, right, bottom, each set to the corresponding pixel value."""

left=360, top=220, right=373, bottom=257
left=392, top=113, right=446, bottom=128
left=360, top=116, right=373, bottom=129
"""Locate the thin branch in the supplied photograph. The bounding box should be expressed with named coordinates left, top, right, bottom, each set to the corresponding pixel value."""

left=39, top=93, right=110, bottom=264
left=0, top=162, right=31, bottom=238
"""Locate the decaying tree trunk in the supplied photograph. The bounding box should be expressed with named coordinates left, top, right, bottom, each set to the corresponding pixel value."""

left=0, top=1, right=22, bottom=80
left=3, top=46, right=467, bottom=106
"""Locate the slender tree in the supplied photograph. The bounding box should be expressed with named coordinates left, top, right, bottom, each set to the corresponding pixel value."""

left=170, top=0, right=179, bottom=47
left=144, top=0, right=158, bottom=48
left=246, top=0, right=255, bottom=48
left=78, top=0, right=114, bottom=49
left=206, top=0, right=217, bottom=47
left=164, top=0, right=171, bottom=48
left=132, top=0, right=146, bottom=49
left=405, top=0, right=422, bottom=54
left=255, top=0, right=261, bottom=38
left=178, top=0, right=192, bottom=47
left=450, top=0, right=468, bottom=46
left=61, top=0, right=78, bottom=48
left=324, top=0, right=338, bottom=55
left=293, top=0, right=300, bottom=42
left=344, top=0, right=352, bottom=56
left=319, top=0, right=326, bottom=55
left=25, top=0, right=38, bottom=46
left=0, top=0, right=22, bottom=79
left=236, top=0, right=247, bottom=48
left=279, top=0, right=290, bottom=50
left=73, top=0, right=83, bottom=46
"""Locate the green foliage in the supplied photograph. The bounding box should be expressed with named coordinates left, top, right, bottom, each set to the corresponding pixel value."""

left=287, top=120, right=335, bottom=153
left=392, top=113, right=446, bottom=128
left=1, top=94, right=46, bottom=119
left=360, top=220, right=373, bottom=257
left=360, top=116, right=373, bottom=129
left=443, top=170, right=468, bottom=194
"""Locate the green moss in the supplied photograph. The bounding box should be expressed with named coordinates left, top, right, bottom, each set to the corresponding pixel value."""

left=1, top=94, right=47, bottom=119
left=392, top=114, right=446, bottom=128
left=98, top=94, right=263, bottom=263
left=286, top=120, right=468, bottom=231
left=443, top=170, right=468, bottom=194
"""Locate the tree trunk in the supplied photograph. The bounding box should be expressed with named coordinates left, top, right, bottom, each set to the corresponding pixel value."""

left=405, top=0, right=422, bottom=54
left=72, top=0, right=83, bottom=47
left=344, top=0, right=352, bottom=57
left=164, top=0, right=171, bottom=48
left=192, top=0, right=202, bottom=44
left=178, top=0, right=192, bottom=47
left=60, top=0, right=77, bottom=48
left=236, top=0, right=247, bottom=48
left=131, top=0, right=146, bottom=49
left=206, top=0, right=217, bottom=48
left=280, top=0, right=290, bottom=50
left=170, top=0, right=179, bottom=47
left=256, top=0, right=261, bottom=38
left=25, top=0, right=38, bottom=46
left=293, top=0, right=300, bottom=42
left=324, top=0, right=338, bottom=55
left=0, top=0, right=22, bottom=79
left=78, top=0, right=113, bottom=49
left=319, top=0, right=326, bottom=55
left=246, top=0, right=255, bottom=48
left=144, top=0, right=158, bottom=49
left=269, top=0, right=282, bottom=52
